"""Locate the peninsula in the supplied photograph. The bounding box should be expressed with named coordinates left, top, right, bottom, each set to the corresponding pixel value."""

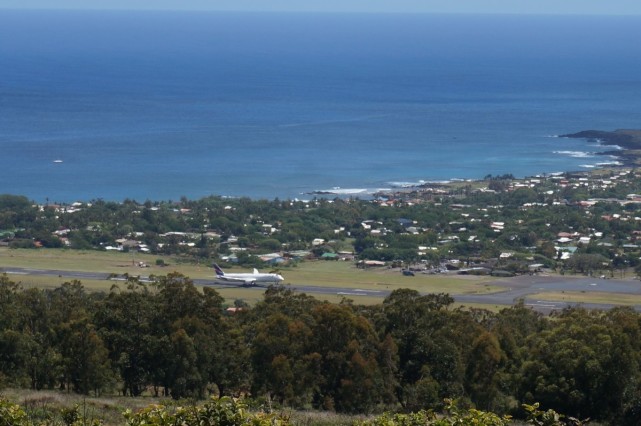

left=562, top=128, right=641, bottom=166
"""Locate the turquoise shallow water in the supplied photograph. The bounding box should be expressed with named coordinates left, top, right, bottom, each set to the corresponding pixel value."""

left=1, top=11, right=641, bottom=202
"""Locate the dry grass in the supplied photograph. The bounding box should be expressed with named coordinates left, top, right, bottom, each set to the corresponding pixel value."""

left=0, top=247, right=208, bottom=278
left=1, top=389, right=165, bottom=426
left=0, top=389, right=373, bottom=426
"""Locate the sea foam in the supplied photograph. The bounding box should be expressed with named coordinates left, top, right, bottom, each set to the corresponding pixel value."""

left=554, top=151, right=595, bottom=158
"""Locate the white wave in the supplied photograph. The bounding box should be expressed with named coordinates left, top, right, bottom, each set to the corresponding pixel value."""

left=387, top=181, right=429, bottom=188
left=387, top=181, right=420, bottom=188
left=544, top=134, right=559, bottom=138
left=312, top=188, right=369, bottom=195
left=596, top=161, right=623, bottom=166
left=579, top=164, right=597, bottom=168
left=388, top=179, right=460, bottom=187
left=554, top=150, right=595, bottom=158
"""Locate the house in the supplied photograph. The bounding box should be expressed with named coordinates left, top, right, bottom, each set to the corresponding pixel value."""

left=359, top=260, right=386, bottom=268
left=491, top=222, right=505, bottom=231
left=528, top=263, right=544, bottom=272
left=285, top=250, right=312, bottom=260
left=338, top=251, right=355, bottom=261
left=259, top=253, right=286, bottom=264
left=397, top=218, right=414, bottom=228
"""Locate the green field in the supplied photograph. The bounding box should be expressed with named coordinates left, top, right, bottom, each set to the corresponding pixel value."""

left=6, top=248, right=641, bottom=309
left=1, top=248, right=501, bottom=305
left=529, top=291, right=641, bottom=306
left=0, top=247, right=209, bottom=277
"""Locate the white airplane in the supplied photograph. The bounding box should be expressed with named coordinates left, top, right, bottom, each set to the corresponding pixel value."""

left=212, top=263, right=284, bottom=286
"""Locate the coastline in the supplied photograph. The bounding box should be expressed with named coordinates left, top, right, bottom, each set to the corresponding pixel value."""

left=308, top=130, right=641, bottom=199
left=356, top=129, right=641, bottom=202
left=561, top=129, right=641, bottom=168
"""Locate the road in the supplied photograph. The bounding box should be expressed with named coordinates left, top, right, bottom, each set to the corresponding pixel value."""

left=3, top=266, right=641, bottom=312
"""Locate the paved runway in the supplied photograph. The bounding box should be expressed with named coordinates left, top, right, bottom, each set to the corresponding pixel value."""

left=3, top=266, right=640, bottom=312
left=455, top=274, right=641, bottom=313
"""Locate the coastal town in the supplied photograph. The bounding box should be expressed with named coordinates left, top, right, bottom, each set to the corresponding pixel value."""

left=4, top=166, right=641, bottom=281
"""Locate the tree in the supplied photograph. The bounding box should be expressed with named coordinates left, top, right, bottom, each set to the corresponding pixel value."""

left=20, top=288, right=62, bottom=390
left=565, top=253, right=609, bottom=275
left=250, top=313, right=319, bottom=407
left=94, top=278, right=157, bottom=396
left=465, top=331, right=506, bottom=411
left=309, top=303, right=397, bottom=413
left=166, top=327, right=201, bottom=399
left=518, top=308, right=641, bottom=421
left=374, top=290, right=459, bottom=409
left=58, top=319, right=112, bottom=395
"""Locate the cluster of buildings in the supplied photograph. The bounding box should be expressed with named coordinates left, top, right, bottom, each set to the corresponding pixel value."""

left=5, top=168, right=641, bottom=277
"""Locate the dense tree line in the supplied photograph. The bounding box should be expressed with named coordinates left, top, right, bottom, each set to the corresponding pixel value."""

left=2, top=274, right=641, bottom=423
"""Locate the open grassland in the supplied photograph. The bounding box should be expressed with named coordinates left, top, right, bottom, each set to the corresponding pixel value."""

left=0, top=248, right=500, bottom=298
left=8, top=247, right=638, bottom=310
left=0, top=389, right=163, bottom=426
left=530, top=291, right=641, bottom=306
left=281, top=260, right=500, bottom=293
left=0, top=247, right=211, bottom=278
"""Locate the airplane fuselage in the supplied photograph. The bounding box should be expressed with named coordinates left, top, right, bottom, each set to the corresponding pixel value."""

left=213, top=264, right=284, bottom=286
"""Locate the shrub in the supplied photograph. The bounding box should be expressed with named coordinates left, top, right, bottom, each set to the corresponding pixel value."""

left=123, top=396, right=290, bottom=426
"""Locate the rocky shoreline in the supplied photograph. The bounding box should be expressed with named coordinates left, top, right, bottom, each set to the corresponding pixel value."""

left=561, top=129, right=641, bottom=167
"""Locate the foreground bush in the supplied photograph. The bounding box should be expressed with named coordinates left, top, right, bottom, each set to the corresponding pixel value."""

left=123, top=396, right=290, bottom=426
left=357, top=401, right=588, bottom=426
left=0, top=397, right=590, bottom=426
left=1, top=397, right=103, bottom=426
left=0, top=398, right=29, bottom=426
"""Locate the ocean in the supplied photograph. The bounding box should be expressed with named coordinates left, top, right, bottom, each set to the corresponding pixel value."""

left=1, top=10, right=641, bottom=202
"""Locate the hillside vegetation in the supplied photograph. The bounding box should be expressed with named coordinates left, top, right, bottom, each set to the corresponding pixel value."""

left=0, top=273, right=639, bottom=424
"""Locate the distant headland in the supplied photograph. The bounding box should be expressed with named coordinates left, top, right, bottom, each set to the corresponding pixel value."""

left=561, top=129, right=641, bottom=167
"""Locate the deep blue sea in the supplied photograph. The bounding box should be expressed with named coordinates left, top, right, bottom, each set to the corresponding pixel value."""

left=2, top=10, right=641, bottom=202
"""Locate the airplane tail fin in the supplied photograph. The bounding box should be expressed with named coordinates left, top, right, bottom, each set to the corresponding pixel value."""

left=212, top=263, right=225, bottom=276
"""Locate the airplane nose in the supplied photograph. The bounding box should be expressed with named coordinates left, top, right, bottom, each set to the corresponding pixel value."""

left=277, top=275, right=284, bottom=281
